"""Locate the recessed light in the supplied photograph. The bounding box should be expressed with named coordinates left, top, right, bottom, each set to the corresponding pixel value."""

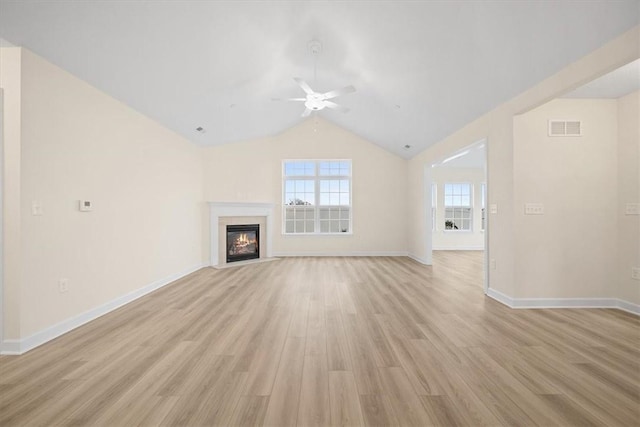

left=196, top=127, right=206, bottom=133
left=404, top=144, right=411, bottom=149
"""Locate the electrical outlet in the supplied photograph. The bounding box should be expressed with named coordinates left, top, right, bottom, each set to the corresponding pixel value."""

left=524, top=203, right=544, bottom=215
left=490, top=259, right=496, bottom=270
left=58, top=278, right=69, bottom=293
left=632, top=268, right=640, bottom=281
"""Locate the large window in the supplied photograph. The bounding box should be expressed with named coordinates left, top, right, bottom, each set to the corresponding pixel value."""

left=283, top=160, right=352, bottom=234
left=444, top=183, right=472, bottom=231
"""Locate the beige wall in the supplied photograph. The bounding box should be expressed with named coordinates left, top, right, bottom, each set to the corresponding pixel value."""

left=202, top=117, right=408, bottom=257
left=513, top=99, right=618, bottom=298
left=617, top=90, right=640, bottom=304
left=407, top=26, right=639, bottom=300
left=0, top=47, right=22, bottom=340
left=431, top=167, right=485, bottom=250
left=11, top=49, right=204, bottom=339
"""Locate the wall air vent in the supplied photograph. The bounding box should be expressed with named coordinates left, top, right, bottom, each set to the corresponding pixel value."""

left=548, top=120, right=582, bottom=137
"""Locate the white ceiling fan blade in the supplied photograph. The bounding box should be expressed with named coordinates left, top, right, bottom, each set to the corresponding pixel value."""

left=301, top=108, right=313, bottom=117
left=323, top=100, right=350, bottom=113
left=294, top=77, right=315, bottom=95
left=322, top=85, right=355, bottom=100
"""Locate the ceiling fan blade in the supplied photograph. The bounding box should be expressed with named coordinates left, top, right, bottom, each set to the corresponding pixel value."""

left=323, top=100, right=350, bottom=113
left=294, top=77, right=315, bottom=95
left=301, top=108, right=313, bottom=117
left=322, top=85, right=355, bottom=100
left=271, top=97, right=306, bottom=102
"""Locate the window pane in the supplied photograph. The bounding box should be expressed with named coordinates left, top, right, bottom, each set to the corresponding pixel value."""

left=320, top=194, right=330, bottom=205
left=284, top=163, right=295, bottom=176
left=305, top=162, right=315, bottom=174
left=330, top=180, right=339, bottom=192
left=340, top=220, right=349, bottom=232
left=340, top=161, right=350, bottom=175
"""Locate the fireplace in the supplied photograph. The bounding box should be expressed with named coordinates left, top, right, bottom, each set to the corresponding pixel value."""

left=226, top=224, right=260, bottom=263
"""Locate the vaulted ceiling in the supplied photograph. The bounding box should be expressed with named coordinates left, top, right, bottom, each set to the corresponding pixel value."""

left=0, top=1, right=638, bottom=158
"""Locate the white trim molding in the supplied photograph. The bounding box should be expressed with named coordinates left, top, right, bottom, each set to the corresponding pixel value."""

left=209, top=202, right=274, bottom=267
left=487, top=288, right=640, bottom=315
left=0, top=263, right=205, bottom=355
left=408, top=253, right=430, bottom=265
left=273, top=251, right=409, bottom=258
left=432, top=246, right=484, bottom=251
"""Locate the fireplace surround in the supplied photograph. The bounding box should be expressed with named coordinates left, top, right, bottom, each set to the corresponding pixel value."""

left=209, top=202, right=274, bottom=267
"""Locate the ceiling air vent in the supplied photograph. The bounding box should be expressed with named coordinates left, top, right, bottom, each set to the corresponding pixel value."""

left=548, top=120, right=582, bottom=137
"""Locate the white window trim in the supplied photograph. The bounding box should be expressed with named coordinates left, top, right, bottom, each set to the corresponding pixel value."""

left=282, top=159, right=353, bottom=236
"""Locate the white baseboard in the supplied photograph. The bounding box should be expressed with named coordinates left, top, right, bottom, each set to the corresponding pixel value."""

left=487, top=288, right=640, bottom=315
left=273, top=251, right=409, bottom=258
left=408, top=253, right=430, bottom=265
left=432, top=246, right=484, bottom=251
left=0, top=263, right=205, bottom=355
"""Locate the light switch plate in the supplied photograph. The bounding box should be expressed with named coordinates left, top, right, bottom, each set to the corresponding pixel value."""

left=524, top=203, right=544, bottom=215
left=489, top=204, right=498, bottom=214
left=625, top=203, right=640, bottom=215
left=31, top=201, right=43, bottom=216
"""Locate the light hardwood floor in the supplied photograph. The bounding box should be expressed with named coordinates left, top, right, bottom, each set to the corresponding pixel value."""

left=1, top=252, right=638, bottom=426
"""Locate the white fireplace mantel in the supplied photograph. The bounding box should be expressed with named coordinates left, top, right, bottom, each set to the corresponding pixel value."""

left=209, top=202, right=274, bottom=266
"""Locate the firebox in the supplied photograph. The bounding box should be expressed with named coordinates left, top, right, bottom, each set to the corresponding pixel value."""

left=226, top=224, right=260, bottom=263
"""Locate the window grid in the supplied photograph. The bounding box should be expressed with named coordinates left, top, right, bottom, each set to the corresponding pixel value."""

left=283, top=160, right=352, bottom=234
left=444, top=183, right=472, bottom=231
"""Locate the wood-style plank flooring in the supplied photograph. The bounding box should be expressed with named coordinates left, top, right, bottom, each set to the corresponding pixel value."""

left=1, top=252, right=638, bottom=426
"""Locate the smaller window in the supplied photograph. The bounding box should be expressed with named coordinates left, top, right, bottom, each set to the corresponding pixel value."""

left=444, top=183, right=472, bottom=231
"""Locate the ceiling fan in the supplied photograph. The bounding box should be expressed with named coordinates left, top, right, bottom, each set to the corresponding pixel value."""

left=273, top=40, right=356, bottom=117
left=275, top=77, right=356, bottom=117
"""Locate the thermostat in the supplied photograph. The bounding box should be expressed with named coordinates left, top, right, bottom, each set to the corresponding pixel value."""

left=79, top=200, right=92, bottom=212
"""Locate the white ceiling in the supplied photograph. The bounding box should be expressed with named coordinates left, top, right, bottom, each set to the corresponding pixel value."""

left=0, top=1, right=638, bottom=158
left=562, top=58, right=640, bottom=99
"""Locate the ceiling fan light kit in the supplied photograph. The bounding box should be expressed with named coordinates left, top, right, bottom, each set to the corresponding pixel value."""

left=275, top=39, right=356, bottom=117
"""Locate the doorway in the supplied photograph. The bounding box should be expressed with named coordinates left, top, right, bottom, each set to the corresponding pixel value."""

left=425, top=139, right=488, bottom=293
